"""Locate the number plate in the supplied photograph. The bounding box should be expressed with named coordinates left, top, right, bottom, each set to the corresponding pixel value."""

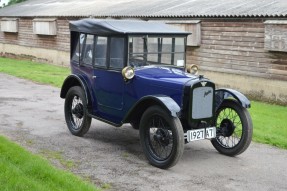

left=186, top=127, right=216, bottom=142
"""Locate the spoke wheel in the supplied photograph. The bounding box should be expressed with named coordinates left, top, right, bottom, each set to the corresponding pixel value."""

left=71, top=96, right=84, bottom=129
left=64, top=86, right=91, bottom=136
left=148, top=116, right=174, bottom=160
left=211, top=100, right=253, bottom=156
left=140, top=106, right=184, bottom=169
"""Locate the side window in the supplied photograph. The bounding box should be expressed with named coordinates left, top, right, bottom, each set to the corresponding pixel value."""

left=94, top=36, right=107, bottom=67
left=82, top=34, right=94, bottom=66
left=72, top=33, right=85, bottom=62
left=110, top=37, right=124, bottom=69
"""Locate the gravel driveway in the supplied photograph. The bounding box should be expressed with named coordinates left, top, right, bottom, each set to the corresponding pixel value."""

left=0, top=73, right=286, bottom=191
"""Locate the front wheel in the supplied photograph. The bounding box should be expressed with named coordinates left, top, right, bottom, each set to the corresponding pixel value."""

left=211, top=99, right=253, bottom=156
left=139, top=106, right=184, bottom=169
left=64, top=86, right=91, bottom=137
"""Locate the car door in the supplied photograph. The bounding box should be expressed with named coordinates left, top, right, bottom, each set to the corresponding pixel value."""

left=92, top=36, right=126, bottom=122
left=80, top=33, right=94, bottom=81
left=71, top=33, right=96, bottom=110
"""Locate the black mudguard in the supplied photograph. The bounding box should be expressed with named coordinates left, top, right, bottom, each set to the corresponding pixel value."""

left=60, top=74, right=92, bottom=106
left=122, top=95, right=181, bottom=124
left=215, top=88, right=251, bottom=110
left=151, top=96, right=181, bottom=117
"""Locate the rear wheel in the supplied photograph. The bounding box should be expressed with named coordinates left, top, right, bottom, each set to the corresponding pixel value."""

left=211, top=100, right=253, bottom=156
left=139, top=106, right=184, bottom=169
left=64, top=86, right=91, bottom=136
left=130, top=120, right=140, bottom=130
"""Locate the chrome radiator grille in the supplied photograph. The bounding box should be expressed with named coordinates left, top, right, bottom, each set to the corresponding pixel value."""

left=192, top=86, right=213, bottom=119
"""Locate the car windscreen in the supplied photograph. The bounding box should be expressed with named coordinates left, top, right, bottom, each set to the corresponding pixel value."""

left=128, top=36, right=185, bottom=68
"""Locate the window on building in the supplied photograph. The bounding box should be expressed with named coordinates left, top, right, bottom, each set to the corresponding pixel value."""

left=33, top=18, right=57, bottom=35
left=1, top=18, right=18, bottom=33
left=110, top=37, right=124, bottom=69
left=166, top=20, right=201, bottom=46
left=94, top=36, right=108, bottom=67
left=264, top=20, right=287, bottom=52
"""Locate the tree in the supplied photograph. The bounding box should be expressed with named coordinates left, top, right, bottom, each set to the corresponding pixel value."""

left=7, top=0, right=27, bottom=6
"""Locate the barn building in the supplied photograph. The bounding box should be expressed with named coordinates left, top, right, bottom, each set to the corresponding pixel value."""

left=0, top=0, right=287, bottom=104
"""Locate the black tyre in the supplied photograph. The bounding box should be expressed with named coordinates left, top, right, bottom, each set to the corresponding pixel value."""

left=130, top=120, right=140, bottom=130
left=64, top=86, right=91, bottom=136
left=139, top=106, right=184, bottom=169
left=211, top=99, right=253, bottom=156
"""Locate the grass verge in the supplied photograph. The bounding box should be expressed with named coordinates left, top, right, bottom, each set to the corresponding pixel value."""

left=0, top=57, right=287, bottom=149
left=0, top=136, right=99, bottom=191
left=0, top=57, right=70, bottom=87
left=250, top=101, right=287, bottom=149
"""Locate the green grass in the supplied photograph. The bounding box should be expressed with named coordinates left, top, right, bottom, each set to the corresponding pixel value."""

left=0, top=57, right=70, bottom=88
left=0, top=57, right=287, bottom=150
left=0, top=136, right=100, bottom=191
left=250, top=101, right=287, bottom=149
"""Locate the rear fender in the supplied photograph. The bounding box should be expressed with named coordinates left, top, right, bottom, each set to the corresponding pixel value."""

left=215, top=88, right=251, bottom=110
left=60, top=74, right=92, bottom=106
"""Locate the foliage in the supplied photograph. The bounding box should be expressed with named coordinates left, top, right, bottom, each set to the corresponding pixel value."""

left=0, top=136, right=100, bottom=191
left=7, top=0, right=27, bottom=6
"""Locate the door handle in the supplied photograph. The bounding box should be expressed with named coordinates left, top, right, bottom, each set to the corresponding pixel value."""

left=92, top=76, right=97, bottom=79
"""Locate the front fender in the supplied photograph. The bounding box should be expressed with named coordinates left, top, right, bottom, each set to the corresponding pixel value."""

left=215, top=88, right=251, bottom=110
left=123, top=95, right=181, bottom=123
left=153, top=96, right=181, bottom=117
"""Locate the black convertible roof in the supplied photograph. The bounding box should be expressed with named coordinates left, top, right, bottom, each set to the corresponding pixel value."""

left=69, top=19, right=190, bottom=36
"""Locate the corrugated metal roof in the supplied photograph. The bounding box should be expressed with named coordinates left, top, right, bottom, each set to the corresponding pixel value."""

left=70, top=19, right=190, bottom=35
left=0, top=0, right=287, bottom=18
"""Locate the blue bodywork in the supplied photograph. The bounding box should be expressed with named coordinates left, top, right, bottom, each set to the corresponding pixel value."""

left=61, top=63, right=251, bottom=127
left=62, top=64, right=196, bottom=125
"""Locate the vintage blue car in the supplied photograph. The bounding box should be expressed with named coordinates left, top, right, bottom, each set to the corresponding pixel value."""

left=60, top=19, right=253, bottom=169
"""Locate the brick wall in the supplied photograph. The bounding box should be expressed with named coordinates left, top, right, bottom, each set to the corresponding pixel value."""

left=0, top=17, right=70, bottom=52
left=187, top=19, right=287, bottom=81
